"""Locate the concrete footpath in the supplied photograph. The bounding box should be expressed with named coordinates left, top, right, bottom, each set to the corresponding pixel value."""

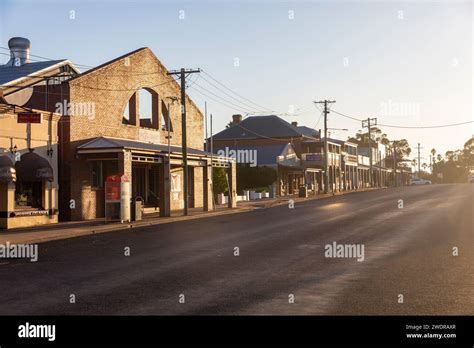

left=0, top=187, right=382, bottom=245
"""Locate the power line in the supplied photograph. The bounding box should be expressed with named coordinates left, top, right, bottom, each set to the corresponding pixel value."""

left=3, top=76, right=180, bottom=95
left=189, top=84, right=251, bottom=113
left=234, top=123, right=294, bottom=143
left=198, top=74, right=271, bottom=113
left=0, top=47, right=92, bottom=69
left=313, top=104, right=324, bottom=129
left=201, top=69, right=311, bottom=117
left=201, top=69, right=274, bottom=112
left=185, top=73, right=200, bottom=88
left=1, top=48, right=185, bottom=77
left=189, top=82, right=258, bottom=113
left=377, top=121, right=474, bottom=129
left=330, top=109, right=363, bottom=122
left=0, top=48, right=305, bottom=117
left=331, top=109, right=474, bottom=129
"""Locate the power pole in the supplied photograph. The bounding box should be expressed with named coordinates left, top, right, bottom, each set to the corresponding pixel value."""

left=314, top=100, right=336, bottom=194
left=392, top=140, right=397, bottom=187
left=210, top=113, right=215, bottom=210
left=167, top=68, right=200, bottom=216
left=362, top=117, right=377, bottom=187
left=416, top=143, right=422, bottom=176
left=204, top=101, right=208, bottom=152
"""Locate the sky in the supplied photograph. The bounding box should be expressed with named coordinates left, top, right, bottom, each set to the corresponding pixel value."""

left=0, top=0, right=472, bottom=165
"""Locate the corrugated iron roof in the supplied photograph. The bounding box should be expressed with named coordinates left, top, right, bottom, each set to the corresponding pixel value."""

left=77, top=136, right=209, bottom=156
left=212, top=115, right=318, bottom=140
left=0, top=60, right=67, bottom=85
left=212, top=143, right=293, bottom=166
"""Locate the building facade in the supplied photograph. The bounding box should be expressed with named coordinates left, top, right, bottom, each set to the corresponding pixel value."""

left=0, top=104, right=60, bottom=229
left=2, top=37, right=237, bottom=225
left=211, top=115, right=321, bottom=196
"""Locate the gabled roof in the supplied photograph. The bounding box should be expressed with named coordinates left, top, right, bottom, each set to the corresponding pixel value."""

left=0, top=60, right=77, bottom=86
left=66, top=47, right=204, bottom=120
left=66, top=47, right=147, bottom=82
left=77, top=136, right=208, bottom=156
left=297, top=125, right=319, bottom=138
left=212, top=115, right=318, bottom=140
left=213, top=142, right=294, bottom=166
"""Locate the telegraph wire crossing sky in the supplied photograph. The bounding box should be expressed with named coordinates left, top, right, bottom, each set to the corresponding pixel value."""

left=0, top=0, right=471, bottom=163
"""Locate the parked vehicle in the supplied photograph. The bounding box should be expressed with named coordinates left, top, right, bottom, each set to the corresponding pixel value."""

left=410, top=177, right=432, bottom=185
left=468, top=175, right=474, bottom=183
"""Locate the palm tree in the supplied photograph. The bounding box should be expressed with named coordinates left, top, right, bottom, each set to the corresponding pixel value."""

left=431, top=148, right=436, bottom=165
left=422, top=163, right=428, bottom=172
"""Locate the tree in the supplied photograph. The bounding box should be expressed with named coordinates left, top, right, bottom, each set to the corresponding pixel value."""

left=213, top=167, right=228, bottom=195
left=355, top=127, right=383, bottom=143
left=236, top=165, right=277, bottom=192
left=445, top=151, right=455, bottom=161
left=431, top=148, right=436, bottom=165
left=431, top=137, right=473, bottom=183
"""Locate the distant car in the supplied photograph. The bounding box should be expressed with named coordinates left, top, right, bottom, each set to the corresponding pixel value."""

left=410, top=177, right=432, bottom=185
left=468, top=176, right=474, bottom=183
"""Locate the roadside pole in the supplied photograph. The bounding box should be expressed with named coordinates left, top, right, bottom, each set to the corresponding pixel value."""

left=362, top=117, right=377, bottom=187
left=210, top=113, right=215, bottom=210
left=314, top=100, right=336, bottom=193
left=167, top=68, right=200, bottom=216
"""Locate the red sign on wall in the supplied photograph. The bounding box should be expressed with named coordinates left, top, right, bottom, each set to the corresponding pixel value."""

left=17, top=112, right=42, bottom=124
left=105, top=174, right=128, bottom=201
left=106, top=183, right=120, bottom=201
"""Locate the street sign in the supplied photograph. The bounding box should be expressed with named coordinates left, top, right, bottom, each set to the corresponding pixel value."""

left=17, top=112, right=41, bottom=124
left=304, top=153, right=323, bottom=161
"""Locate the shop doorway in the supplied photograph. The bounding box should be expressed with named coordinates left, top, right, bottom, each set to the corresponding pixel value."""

left=132, top=164, right=160, bottom=209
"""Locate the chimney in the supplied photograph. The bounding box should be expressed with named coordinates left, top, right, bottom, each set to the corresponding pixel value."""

left=6, top=37, right=31, bottom=66
left=232, top=114, right=242, bottom=124
left=291, top=121, right=298, bottom=127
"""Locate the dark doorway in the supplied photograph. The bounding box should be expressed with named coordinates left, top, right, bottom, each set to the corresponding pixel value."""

left=188, top=167, right=195, bottom=208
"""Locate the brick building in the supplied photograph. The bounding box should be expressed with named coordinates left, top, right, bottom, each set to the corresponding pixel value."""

left=3, top=37, right=237, bottom=222
left=0, top=38, right=64, bottom=229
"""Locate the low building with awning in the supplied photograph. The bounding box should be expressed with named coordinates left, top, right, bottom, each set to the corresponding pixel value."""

left=0, top=104, right=60, bottom=229
left=76, top=136, right=236, bottom=218
left=0, top=155, right=16, bottom=183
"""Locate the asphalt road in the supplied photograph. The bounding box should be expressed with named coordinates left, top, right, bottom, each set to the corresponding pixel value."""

left=0, top=184, right=472, bottom=315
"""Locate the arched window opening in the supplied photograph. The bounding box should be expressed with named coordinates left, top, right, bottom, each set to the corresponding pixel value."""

left=122, top=103, right=130, bottom=124
left=122, top=92, right=137, bottom=126
left=139, top=89, right=153, bottom=128
left=121, top=88, right=158, bottom=129
left=161, top=100, right=173, bottom=132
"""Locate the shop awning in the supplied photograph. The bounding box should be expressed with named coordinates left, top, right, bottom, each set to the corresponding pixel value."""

left=15, top=150, right=53, bottom=182
left=77, top=137, right=210, bottom=156
left=0, top=155, right=16, bottom=183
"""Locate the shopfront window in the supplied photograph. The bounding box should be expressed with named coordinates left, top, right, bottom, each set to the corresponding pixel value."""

left=91, top=161, right=104, bottom=188
left=15, top=181, right=43, bottom=209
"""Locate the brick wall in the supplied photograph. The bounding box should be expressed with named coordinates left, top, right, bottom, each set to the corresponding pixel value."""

left=61, top=47, right=205, bottom=220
